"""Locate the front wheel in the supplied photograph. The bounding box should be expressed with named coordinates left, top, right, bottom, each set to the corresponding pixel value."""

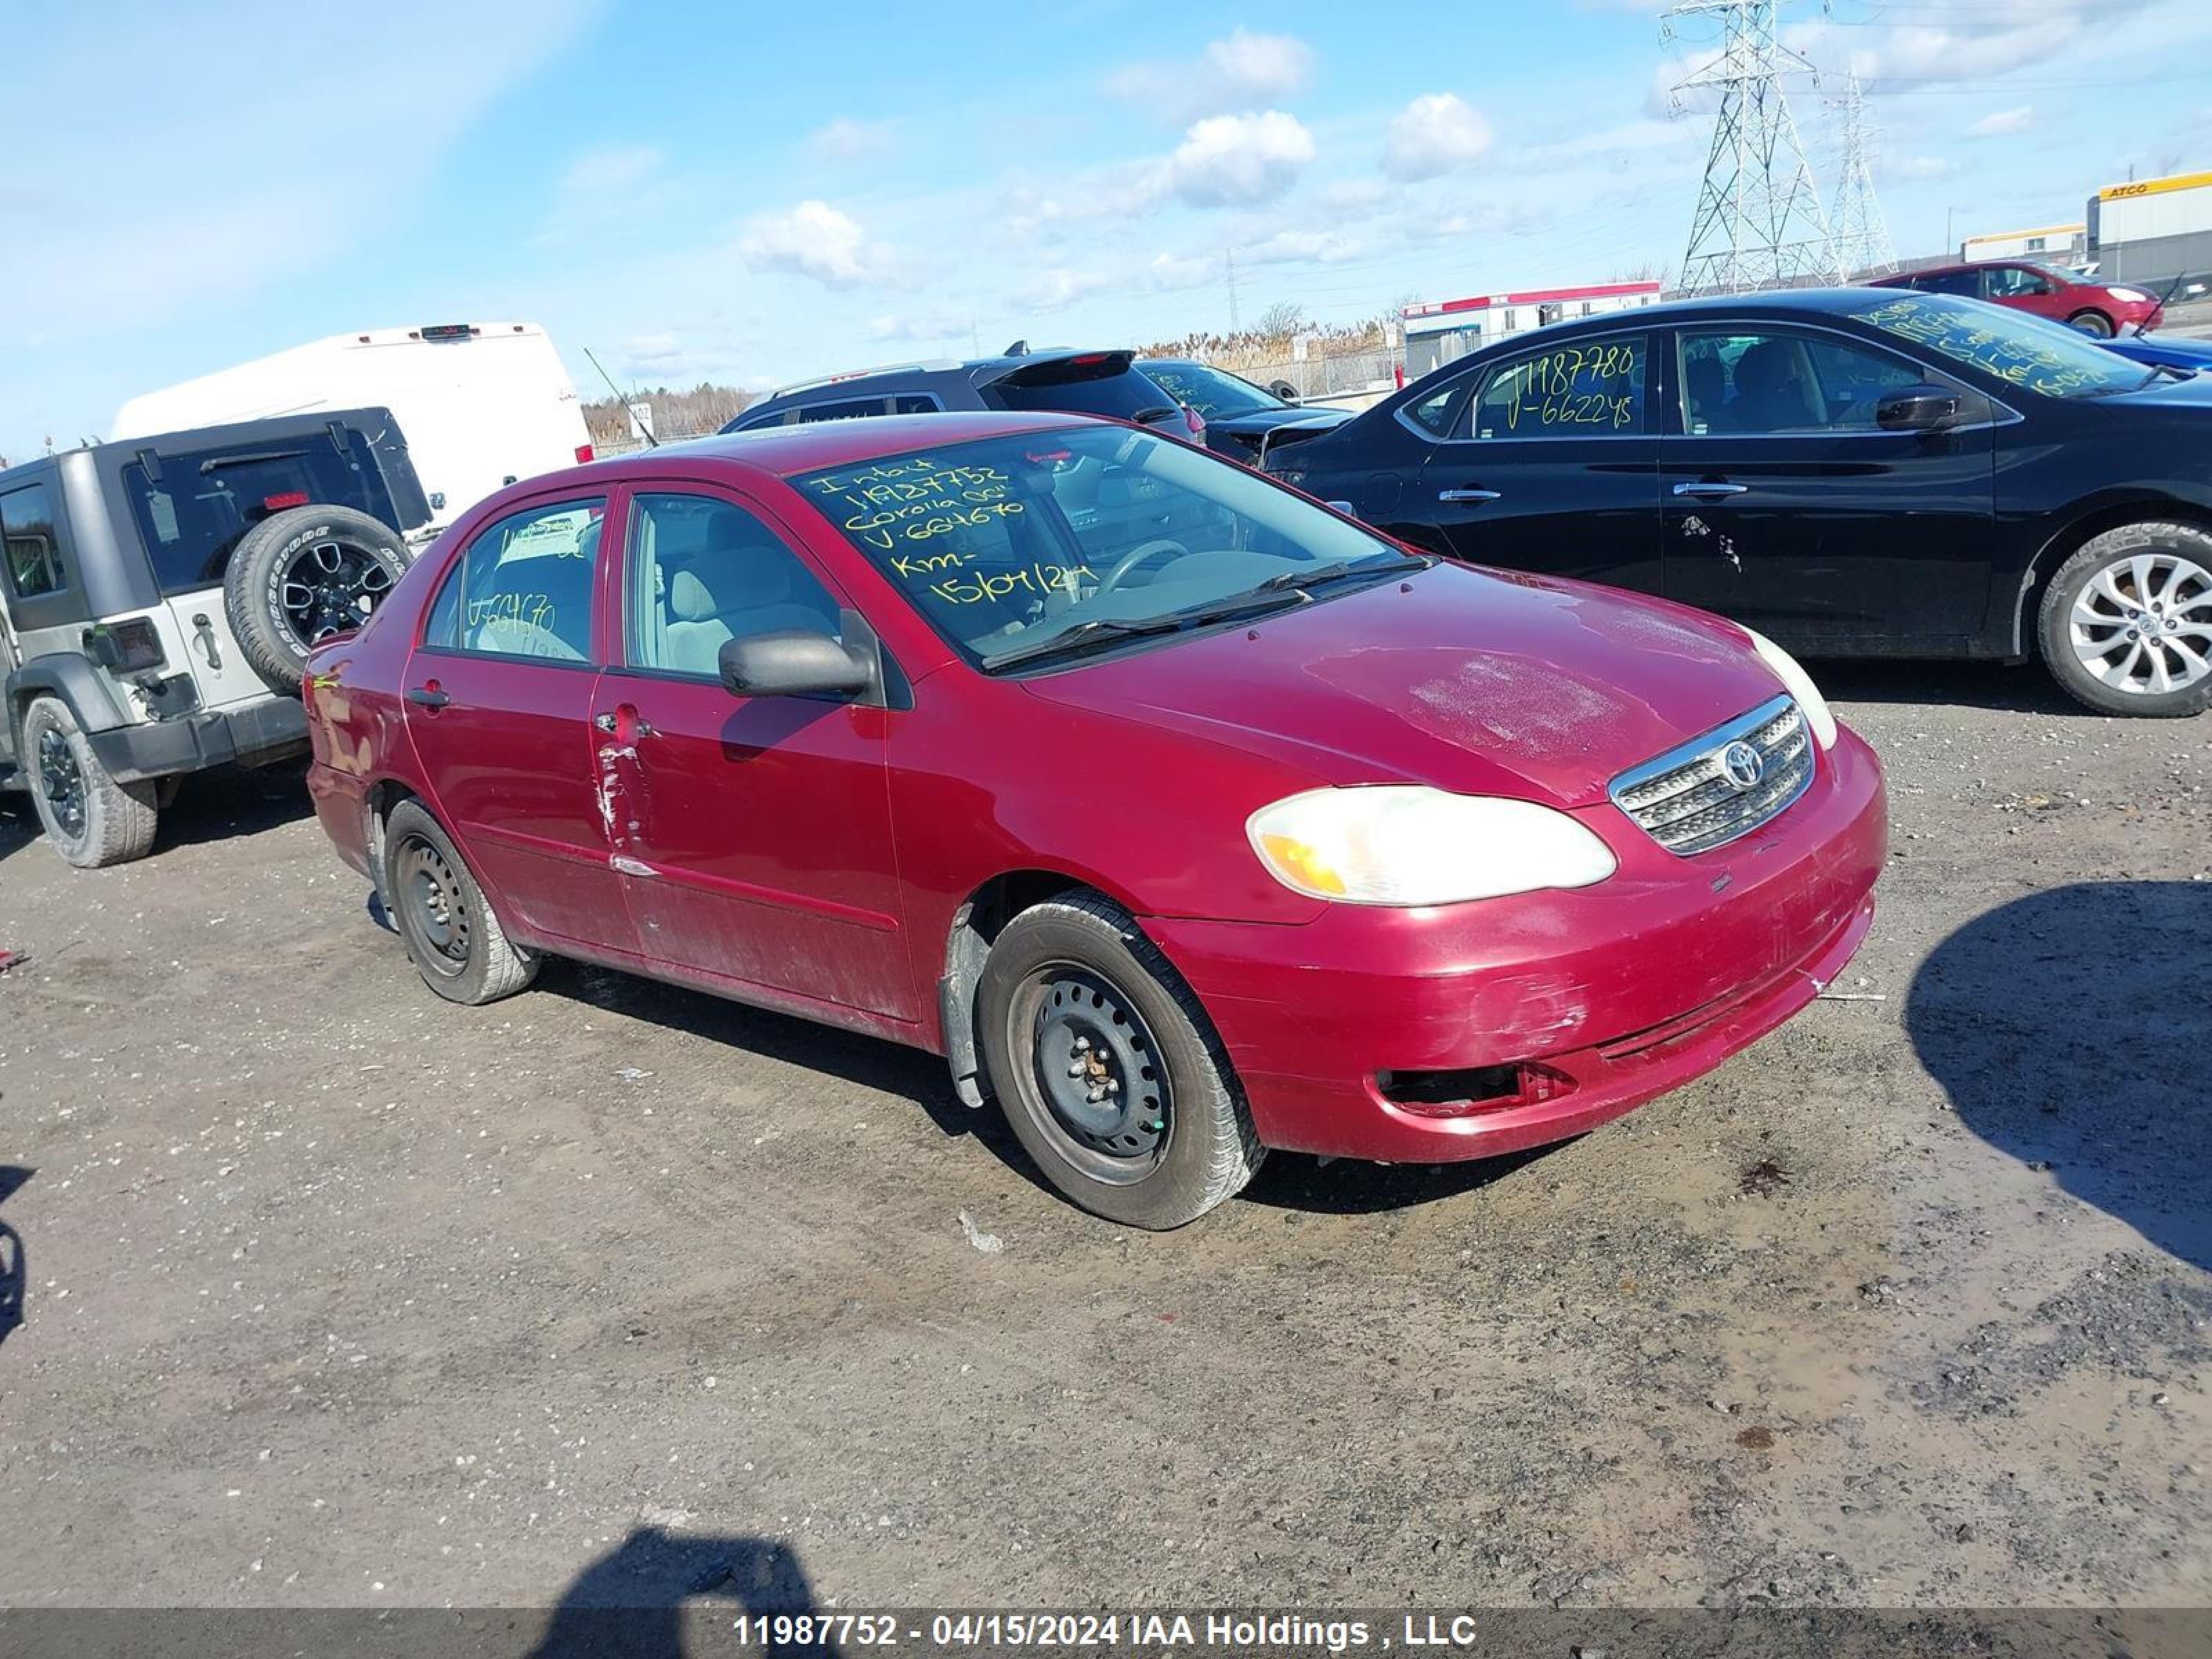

left=18, top=695, right=158, bottom=868
left=379, top=799, right=538, bottom=1004
left=2037, top=522, right=2212, bottom=717
left=2067, top=309, right=2115, bottom=338
left=977, top=892, right=1264, bottom=1228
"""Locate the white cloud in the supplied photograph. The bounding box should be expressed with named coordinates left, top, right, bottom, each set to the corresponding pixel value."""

left=738, top=200, right=886, bottom=288
left=1891, top=154, right=1958, bottom=180
left=1148, top=252, right=1219, bottom=291
left=1243, top=228, right=1365, bottom=267
left=1165, top=111, right=1316, bottom=208
left=868, top=311, right=968, bottom=344
left=1968, top=105, right=2034, bottom=138
left=1018, top=269, right=1116, bottom=311
left=619, top=331, right=688, bottom=375
left=559, top=142, right=662, bottom=195
left=1382, top=93, right=1494, bottom=181
left=1108, top=28, right=1314, bottom=120
left=807, top=118, right=894, bottom=162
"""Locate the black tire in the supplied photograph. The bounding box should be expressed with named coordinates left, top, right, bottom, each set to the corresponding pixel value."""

left=977, top=892, right=1264, bottom=1228
left=2036, top=521, right=2212, bottom=718
left=2067, top=309, right=2115, bottom=338
left=379, top=799, right=538, bottom=1004
left=17, top=695, right=158, bottom=868
left=225, top=505, right=410, bottom=693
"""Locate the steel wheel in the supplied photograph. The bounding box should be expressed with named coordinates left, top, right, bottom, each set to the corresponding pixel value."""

left=2067, top=552, right=2212, bottom=697
left=393, top=833, right=472, bottom=975
left=35, top=725, right=88, bottom=843
left=1019, top=963, right=1172, bottom=1185
left=279, top=538, right=395, bottom=648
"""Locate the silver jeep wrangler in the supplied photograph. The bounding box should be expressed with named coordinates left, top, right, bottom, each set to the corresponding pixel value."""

left=1, top=409, right=429, bottom=867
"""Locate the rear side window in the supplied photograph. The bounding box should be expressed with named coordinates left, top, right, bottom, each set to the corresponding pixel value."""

left=1464, top=336, right=1647, bottom=438
left=122, top=429, right=399, bottom=596
left=798, top=397, right=892, bottom=423
left=1914, top=270, right=1982, bottom=297
left=987, top=359, right=1172, bottom=421
left=1, top=482, right=64, bottom=598
left=423, top=498, right=605, bottom=662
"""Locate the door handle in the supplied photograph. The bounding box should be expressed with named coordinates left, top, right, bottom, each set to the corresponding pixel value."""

left=405, top=685, right=449, bottom=710
left=1437, top=488, right=1503, bottom=504
left=594, top=709, right=657, bottom=739
left=1672, top=481, right=1750, bottom=500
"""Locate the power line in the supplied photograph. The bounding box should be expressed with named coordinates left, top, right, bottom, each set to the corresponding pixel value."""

left=1664, top=0, right=1845, bottom=294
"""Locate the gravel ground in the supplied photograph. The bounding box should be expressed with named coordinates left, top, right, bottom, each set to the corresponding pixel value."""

left=0, top=659, right=2207, bottom=1620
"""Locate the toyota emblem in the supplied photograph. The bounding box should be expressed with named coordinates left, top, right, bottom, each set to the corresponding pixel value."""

left=1719, top=740, right=1765, bottom=791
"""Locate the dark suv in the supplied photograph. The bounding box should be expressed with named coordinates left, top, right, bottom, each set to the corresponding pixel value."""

left=1, top=409, right=429, bottom=867
left=720, top=346, right=1206, bottom=443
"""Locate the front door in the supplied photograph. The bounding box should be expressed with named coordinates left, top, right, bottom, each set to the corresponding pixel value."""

left=592, top=487, right=912, bottom=1021
left=1660, top=324, right=1998, bottom=653
left=1412, top=329, right=1662, bottom=592
left=403, top=491, right=637, bottom=953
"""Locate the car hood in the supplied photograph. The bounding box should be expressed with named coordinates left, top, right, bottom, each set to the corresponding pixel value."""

left=1019, top=562, right=1792, bottom=810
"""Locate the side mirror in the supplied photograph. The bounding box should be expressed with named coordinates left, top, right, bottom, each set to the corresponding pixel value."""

left=1875, top=384, right=1962, bottom=434
left=718, top=628, right=873, bottom=700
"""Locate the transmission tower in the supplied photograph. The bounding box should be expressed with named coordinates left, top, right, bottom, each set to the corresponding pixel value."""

left=1826, top=69, right=1895, bottom=277
left=1662, top=0, right=1844, bottom=294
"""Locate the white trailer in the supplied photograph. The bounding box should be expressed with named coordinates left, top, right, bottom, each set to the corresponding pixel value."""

left=113, top=323, right=594, bottom=537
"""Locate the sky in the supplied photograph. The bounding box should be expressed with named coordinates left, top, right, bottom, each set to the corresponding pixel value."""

left=5, top=0, right=2209, bottom=458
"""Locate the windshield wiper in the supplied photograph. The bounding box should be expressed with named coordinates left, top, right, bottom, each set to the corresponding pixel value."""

left=980, top=615, right=1188, bottom=672
left=981, top=587, right=1315, bottom=673
left=1250, top=552, right=1431, bottom=596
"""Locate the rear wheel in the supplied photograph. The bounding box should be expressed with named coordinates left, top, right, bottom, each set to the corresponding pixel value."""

left=2067, top=309, right=2115, bottom=338
left=977, top=892, right=1263, bottom=1228
left=2037, top=522, right=2212, bottom=717
left=18, top=695, right=158, bottom=868
left=379, top=799, right=538, bottom=1004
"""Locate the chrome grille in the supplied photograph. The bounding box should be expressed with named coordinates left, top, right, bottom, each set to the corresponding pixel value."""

left=1609, top=695, right=1815, bottom=856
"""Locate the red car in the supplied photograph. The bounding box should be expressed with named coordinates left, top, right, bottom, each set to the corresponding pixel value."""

left=302, top=413, right=1886, bottom=1227
left=1870, top=260, right=2164, bottom=338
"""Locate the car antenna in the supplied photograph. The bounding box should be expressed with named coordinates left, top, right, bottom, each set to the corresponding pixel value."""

left=583, top=345, right=659, bottom=448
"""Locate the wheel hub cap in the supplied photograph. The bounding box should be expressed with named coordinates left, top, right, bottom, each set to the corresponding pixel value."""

left=1029, top=969, right=1168, bottom=1163
left=279, top=540, right=394, bottom=648
left=35, top=728, right=88, bottom=840
left=395, top=838, right=470, bottom=968
left=2069, top=552, right=2212, bottom=696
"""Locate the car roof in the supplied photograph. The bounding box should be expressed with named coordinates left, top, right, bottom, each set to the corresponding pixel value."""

left=761, top=346, right=1138, bottom=403
left=541, top=410, right=1099, bottom=494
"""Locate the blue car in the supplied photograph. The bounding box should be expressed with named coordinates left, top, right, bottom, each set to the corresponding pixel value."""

left=2102, top=331, right=2212, bottom=376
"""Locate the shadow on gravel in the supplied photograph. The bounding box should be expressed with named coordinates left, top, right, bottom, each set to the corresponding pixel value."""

left=0, top=792, right=41, bottom=867
left=1810, top=657, right=2086, bottom=717
left=529, top=1527, right=835, bottom=1658
left=1908, top=881, right=2212, bottom=1273
left=0, top=1165, right=30, bottom=1349
left=1242, top=1141, right=1563, bottom=1215
left=151, top=760, right=315, bottom=854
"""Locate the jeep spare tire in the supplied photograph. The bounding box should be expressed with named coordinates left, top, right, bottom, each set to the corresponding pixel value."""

left=225, top=504, right=410, bottom=692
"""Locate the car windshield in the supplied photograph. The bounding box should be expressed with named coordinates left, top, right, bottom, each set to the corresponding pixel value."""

left=1141, top=362, right=1284, bottom=419
left=122, top=429, right=400, bottom=596
left=791, top=425, right=1421, bottom=673
left=1844, top=289, right=2148, bottom=399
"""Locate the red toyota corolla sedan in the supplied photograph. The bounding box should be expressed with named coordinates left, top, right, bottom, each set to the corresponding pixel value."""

left=302, top=412, right=1886, bottom=1227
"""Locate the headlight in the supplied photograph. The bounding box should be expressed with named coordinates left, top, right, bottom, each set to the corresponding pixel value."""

left=1739, top=626, right=1837, bottom=749
left=1246, top=786, right=1616, bottom=906
left=2112, top=287, right=2152, bottom=303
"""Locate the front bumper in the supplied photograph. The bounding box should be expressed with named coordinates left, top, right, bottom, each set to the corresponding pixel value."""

left=86, top=695, right=308, bottom=783
left=1145, top=727, right=1888, bottom=1163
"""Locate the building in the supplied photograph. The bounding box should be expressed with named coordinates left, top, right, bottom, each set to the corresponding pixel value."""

left=1960, top=222, right=2086, bottom=265
left=2088, top=168, right=2212, bottom=284
left=1400, top=281, right=1664, bottom=378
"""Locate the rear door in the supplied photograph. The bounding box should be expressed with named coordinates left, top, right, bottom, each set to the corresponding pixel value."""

left=592, top=485, right=912, bottom=1020
left=1412, top=330, right=1663, bottom=590
left=118, top=428, right=404, bottom=710
left=1658, top=321, right=1998, bottom=652
left=402, top=491, right=637, bottom=953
